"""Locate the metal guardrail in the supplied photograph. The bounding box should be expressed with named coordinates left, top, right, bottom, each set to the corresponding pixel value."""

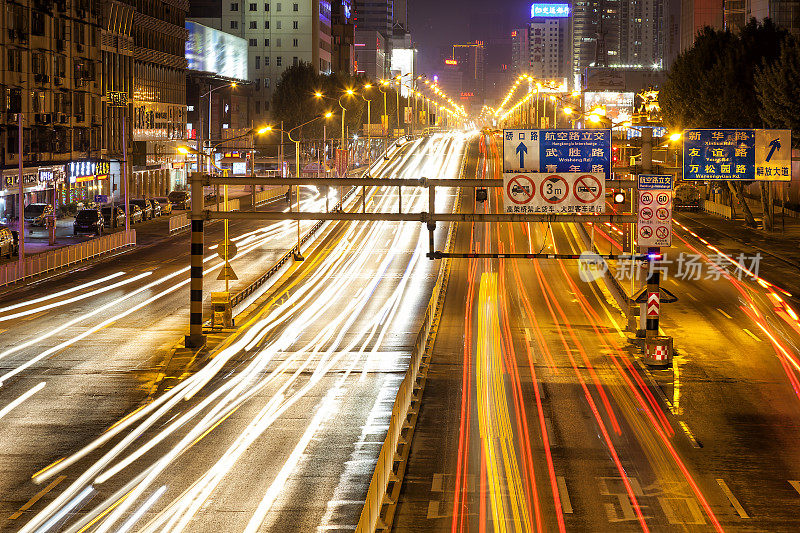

left=168, top=198, right=242, bottom=233
left=0, top=229, right=136, bottom=288
left=355, top=139, right=470, bottom=533
left=701, top=199, right=732, bottom=219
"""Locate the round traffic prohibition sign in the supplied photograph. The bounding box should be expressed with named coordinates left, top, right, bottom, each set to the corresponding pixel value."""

left=656, top=207, right=670, bottom=220
left=540, top=175, right=569, bottom=204
left=655, top=226, right=670, bottom=239
left=217, top=240, right=238, bottom=261
left=640, top=207, right=653, bottom=220
left=640, top=192, right=654, bottom=205
left=506, top=174, right=536, bottom=204
left=574, top=174, right=603, bottom=203
left=656, top=192, right=671, bottom=205
left=640, top=226, right=653, bottom=239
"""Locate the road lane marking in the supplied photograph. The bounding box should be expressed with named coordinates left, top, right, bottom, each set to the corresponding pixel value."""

left=678, top=421, right=702, bottom=448
left=431, top=473, right=443, bottom=492
left=716, top=308, right=733, bottom=319
left=716, top=478, right=749, bottom=518
left=556, top=476, right=573, bottom=514
left=789, top=480, right=800, bottom=496
left=687, top=293, right=699, bottom=302
left=544, top=417, right=556, bottom=446
left=742, top=329, right=761, bottom=342
left=9, top=475, right=66, bottom=519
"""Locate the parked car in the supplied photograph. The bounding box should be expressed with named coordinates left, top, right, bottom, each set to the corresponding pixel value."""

left=101, top=206, right=126, bottom=229
left=675, top=183, right=701, bottom=211
left=147, top=198, right=162, bottom=218
left=24, top=203, right=54, bottom=227
left=130, top=198, right=153, bottom=220
left=168, top=190, right=190, bottom=210
left=153, top=197, right=173, bottom=215
left=126, top=204, right=143, bottom=223
left=0, top=225, right=18, bottom=258
left=73, top=208, right=104, bottom=236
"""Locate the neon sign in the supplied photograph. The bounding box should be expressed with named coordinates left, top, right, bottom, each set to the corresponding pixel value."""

left=531, top=3, right=570, bottom=17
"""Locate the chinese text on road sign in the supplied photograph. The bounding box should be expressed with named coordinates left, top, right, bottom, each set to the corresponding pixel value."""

left=683, top=129, right=791, bottom=181
left=637, top=174, right=672, bottom=247
left=502, top=172, right=605, bottom=214
left=503, top=129, right=611, bottom=176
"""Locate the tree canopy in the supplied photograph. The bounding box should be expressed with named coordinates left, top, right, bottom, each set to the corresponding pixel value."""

left=270, top=62, right=401, bottom=139
left=660, top=19, right=791, bottom=131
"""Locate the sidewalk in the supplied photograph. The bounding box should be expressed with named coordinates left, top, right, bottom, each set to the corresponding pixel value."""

left=676, top=199, right=800, bottom=297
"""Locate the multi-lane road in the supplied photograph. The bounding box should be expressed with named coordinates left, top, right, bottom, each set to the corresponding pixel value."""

left=1, top=133, right=467, bottom=532
left=5, top=130, right=800, bottom=532
left=394, top=134, right=800, bottom=532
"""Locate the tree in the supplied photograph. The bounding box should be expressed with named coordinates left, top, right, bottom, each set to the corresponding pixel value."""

left=660, top=19, right=791, bottom=229
left=756, top=39, right=800, bottom=147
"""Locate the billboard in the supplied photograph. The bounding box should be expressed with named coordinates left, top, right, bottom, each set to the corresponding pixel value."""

left=186, top=21, right=248, bottom=80
left=583, top=91, right=635, bottom=125
left=531, top=3, right=570, bottom=17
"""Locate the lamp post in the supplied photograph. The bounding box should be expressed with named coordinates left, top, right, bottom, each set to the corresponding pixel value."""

left=379, top=80, right=390, bottom=154
left=201, top=81, right=237, bottom=171
left=263, top=112, right=332, bottom=261
left=361, top=84, right=373, bottom=164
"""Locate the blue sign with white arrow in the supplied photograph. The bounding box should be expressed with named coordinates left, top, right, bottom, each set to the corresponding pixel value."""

left=502, top=128, right=611, bottom=177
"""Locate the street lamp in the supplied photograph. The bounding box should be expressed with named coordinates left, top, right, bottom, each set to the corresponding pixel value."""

left=361, top=84, right=373, bottom=164
left=201, top=81, right=238, bottom=172
left=262, top=112, right=333, bottom=260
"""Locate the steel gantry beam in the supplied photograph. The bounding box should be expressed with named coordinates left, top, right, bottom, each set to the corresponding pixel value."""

left=184, top=172, right=638, bottom=347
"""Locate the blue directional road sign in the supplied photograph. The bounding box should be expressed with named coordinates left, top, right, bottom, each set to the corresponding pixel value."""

left=503, top=129, right=611, bottom=177
left=683, top=129, right=791, bottom=181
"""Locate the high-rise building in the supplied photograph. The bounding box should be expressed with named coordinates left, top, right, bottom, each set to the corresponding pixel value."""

left=355, top=30, right=387, bottom=79
left=189, top=0, right=333, bottom=124
left=353, top=0, right=392, bottom=36
left=452, top=41, right=485, bottom=113
left=529, top=7, right=570, bottom=82
left=130, top=0, right=189, bottom=198
left=511, top=28, right=530, bottom=75
left=1, top=0, right=105, bottom=221
left=332, top=0, right=355, bottom=75
left=681, top=0, right=723, bottom=51
left=746, top=0, right=800, bottom=36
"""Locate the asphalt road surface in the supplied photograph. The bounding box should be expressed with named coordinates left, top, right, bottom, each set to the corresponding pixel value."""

left=394, top=134, right=800, bottom=532
left=1, top=133, right=467, bottom=532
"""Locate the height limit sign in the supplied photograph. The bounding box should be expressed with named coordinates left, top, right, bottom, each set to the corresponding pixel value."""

left=637, top=174, right=673, bottom=247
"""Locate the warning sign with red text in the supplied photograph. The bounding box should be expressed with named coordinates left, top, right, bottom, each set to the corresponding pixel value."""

left=637, top=175, right=673, bottom=247
left=502, top=172, right=605, bottom=214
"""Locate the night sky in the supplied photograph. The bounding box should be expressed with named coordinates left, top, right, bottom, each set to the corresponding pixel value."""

left=408, top=0, right=533, bottom=73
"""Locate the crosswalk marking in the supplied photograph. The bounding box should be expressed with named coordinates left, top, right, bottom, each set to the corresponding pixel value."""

left=556, top=476, right=573, bottom=514
left=716, top=478, right=749, bottom=518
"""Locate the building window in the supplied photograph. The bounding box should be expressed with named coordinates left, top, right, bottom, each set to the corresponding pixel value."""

left=265, top=56, right=270, bottom=65
left=230, top=2, right=238, bottom=10
left=264, top=21, right=269, bottom=29
left=293, top=3, right=298, bottom=11
left=249, top=2, right=256, bottom=10
left=264, top=38, right=270, bottom=46
left=276, top=56, right=282, bottom=66
left=231, top=20, right=238, bottom=29
left=249, top=38, right=257, bottom=46
left=276, top=38, right=281, bottom=47
left=276, top=2, right=281, bottom=11
left=265, top=101, right=270, bottom=111
left=265, top=3, right=269, bottom=10
left=276, top=21, right=281, bottom=29
left=265, top=77, right=271, bottom=88
left=249, top=21, right=257, bottom=28
left=255, top=56, right=260, bottom=69
left=293, top=38, right=298, bottom=47
left=293, top=20, right=298, bottom=30
left=255, top=101, right=261, bottom=114
left=293, top=56, right=298, bottom=66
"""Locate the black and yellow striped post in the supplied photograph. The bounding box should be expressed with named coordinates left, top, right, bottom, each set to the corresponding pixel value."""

left=186, top=171, right=206, bottom=349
